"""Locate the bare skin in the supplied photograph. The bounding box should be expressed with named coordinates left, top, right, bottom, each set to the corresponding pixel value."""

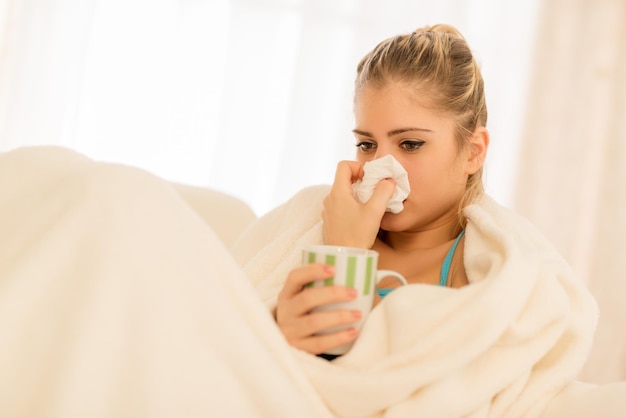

left=275, top=83, right=488, bottom=355
left=373, top=234, right=468, bottom=308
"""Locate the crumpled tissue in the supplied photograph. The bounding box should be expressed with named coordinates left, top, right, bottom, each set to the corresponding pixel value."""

left=351, top=155, right=410, bottom=214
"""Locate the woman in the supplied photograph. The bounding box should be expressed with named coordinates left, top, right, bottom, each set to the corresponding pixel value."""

left=231, top=24, right=619, bottom=416
left=276, top=24, right=489, bottom=355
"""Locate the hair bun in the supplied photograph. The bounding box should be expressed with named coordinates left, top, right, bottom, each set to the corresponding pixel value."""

left=413, top=24, right=465, bottom=39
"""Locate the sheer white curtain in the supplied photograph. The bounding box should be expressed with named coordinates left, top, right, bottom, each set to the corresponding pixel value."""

left=0, top=0, right=539, bottom=216
left=514, top=0, right=626, bottom=384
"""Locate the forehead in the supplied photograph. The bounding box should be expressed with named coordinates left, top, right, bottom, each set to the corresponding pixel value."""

left=356, top=81, right=437, bottom=106
left=354, top=84, right=454, bottom=129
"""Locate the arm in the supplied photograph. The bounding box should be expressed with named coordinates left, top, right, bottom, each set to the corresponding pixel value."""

left=275, top=161, right=395, bottom=354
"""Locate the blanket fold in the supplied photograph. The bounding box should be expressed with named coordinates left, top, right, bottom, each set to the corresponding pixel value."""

left=234, top=184, right=602, bottom=418
left=0, top=146, right=330, bottom=418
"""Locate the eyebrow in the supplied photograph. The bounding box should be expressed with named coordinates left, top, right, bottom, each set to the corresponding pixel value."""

left=352, top=127, right=434, bottom=137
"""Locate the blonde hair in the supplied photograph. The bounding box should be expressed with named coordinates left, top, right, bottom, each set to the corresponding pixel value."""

left=355, top=24, right=487, bottom=231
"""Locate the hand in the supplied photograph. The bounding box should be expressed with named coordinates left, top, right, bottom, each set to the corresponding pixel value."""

left=322, top=160, right=396, bottom=248
left=275, top=263, right=362, bottom=354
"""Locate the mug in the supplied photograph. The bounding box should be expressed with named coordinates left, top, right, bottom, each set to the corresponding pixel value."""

left=301, top=244, right=408, bottom=355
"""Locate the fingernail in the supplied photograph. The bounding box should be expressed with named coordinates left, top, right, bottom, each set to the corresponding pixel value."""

left=323, top=265, right=334, bottom=275
left=346, top=328, right=358, bottom=338
left=352, top=310, right=362, bottom=319
left=347, top=288, right=357, bottom=298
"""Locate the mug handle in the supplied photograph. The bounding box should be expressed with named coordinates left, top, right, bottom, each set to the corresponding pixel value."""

left=375, top=270, right=408, bottom=286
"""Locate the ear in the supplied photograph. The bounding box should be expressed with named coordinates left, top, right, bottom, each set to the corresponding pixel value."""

left=464, top=127, right=489, bottom=175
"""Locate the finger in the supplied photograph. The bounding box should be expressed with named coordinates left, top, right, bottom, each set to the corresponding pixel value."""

left=365, top=178, right=396, bottom=213
left=303, top=309, right=362, bottom=335
left=282, top=307, right=361, bottom=342
left=291, top=285, right=358, bottom=316
left=333, top=160, right=364, bottom=190
left=281, top=264, right=334, bottom=298
left=300, top=327, right=359, bottom=355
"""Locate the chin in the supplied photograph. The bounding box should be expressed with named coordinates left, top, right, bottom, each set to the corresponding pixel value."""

left=379, top=200, right=412, bottom=231
left=379, top=211, right=405, bottom=232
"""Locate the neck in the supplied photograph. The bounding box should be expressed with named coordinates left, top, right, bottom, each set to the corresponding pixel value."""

left=380, top=218, right=461, bottom=252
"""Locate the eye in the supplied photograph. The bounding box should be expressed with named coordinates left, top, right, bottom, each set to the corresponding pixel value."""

left=400, top=140, right=425, bottom=152
left=355, top=141, right=377, bottom=154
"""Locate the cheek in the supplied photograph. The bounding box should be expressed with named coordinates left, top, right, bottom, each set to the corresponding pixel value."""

left=404, top=167, right=423, bottom=192
left=356, top=154, right=374, bottom=164
left=403, top=159, right=463, bottom=193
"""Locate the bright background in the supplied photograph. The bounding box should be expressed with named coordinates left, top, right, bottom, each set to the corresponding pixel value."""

left=1, top=0, right=625, bottom=383
left=0, top=0, right=539, bottom=215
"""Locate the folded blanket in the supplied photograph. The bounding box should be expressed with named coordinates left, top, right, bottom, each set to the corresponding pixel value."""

left=233, top=184, right=602, bottom=417
left=0, top=146, right=330, bottom=418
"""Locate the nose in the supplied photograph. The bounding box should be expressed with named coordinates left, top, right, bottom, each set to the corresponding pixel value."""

left=374, top=141, right=393, bottom=159
left=373, top=146, right=395, bottom=161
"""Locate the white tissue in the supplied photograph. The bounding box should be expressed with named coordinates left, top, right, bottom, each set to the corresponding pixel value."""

left=351, top=155, right=410, bottom=214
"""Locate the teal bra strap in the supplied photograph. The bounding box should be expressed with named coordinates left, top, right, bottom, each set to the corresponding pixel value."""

left=376, top=288, right=395, bottom=298
left=439, top=229, right=465, bottom=286
left=375, top=230, right=465, bottom=298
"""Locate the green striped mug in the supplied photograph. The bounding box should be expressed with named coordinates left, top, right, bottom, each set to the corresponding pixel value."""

left=302, top=245, right=408, bottom=355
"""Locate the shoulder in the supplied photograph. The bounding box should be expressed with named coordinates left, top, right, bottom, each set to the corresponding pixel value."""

left=464, top=194, right=550, bottom=246
left=463, top=194, right=571, bottom=274
left=231, top=184, right=329, bottom=263
left=266, top=184, right=330, bottom=223
left=285, top=184, right=330, bottom=206
left=255, top=184, right=330, bottom=223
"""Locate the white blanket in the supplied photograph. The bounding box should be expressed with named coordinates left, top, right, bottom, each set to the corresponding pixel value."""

left=233, top=181, right=622, bottom=417
left=1, top=146, right=625, bottom=418
left=0, top=147, right=329, bottom=418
